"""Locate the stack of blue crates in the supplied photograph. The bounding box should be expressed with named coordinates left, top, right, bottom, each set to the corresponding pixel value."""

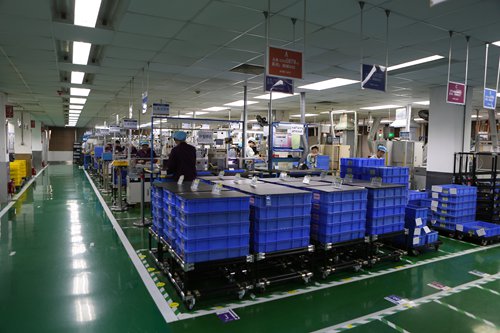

left=365, top=184, right=407, bottom=236
left=340, top=158, right=385, bottom=178
left=402, top=206, right=438, bottom=247
left=429, top=184, right=477, bottom=231
left=173, top=191, right=251, bottom=263
left=151, top=184, right=164, bottom=234
left=221, top=182, right=312, bottom=253
left=362, top=166, right=410, bottom=186
left=310, top=186, right=368, bottom=244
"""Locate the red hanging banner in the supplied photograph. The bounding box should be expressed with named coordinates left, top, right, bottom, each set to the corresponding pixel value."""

left=267, top=47, right=303, bottom=79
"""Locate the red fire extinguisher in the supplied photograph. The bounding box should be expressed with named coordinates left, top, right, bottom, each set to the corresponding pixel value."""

left=32, top=167, right=36, bottom=176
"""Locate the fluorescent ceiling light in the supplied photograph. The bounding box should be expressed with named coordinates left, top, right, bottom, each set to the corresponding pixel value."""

left=360, top=104, right=402, bottom=110
left=224, top=100, right=259, bottom=107
left=413, top=118, right=427, bottom=122
left=70, top=87, right=90, bottom=97
left=185, top=112, right=208, bottom=116
left=290, top=113, right=318, bottom=117
left=95, top=125, right=108, bottom=129
left=387, top=55, right=444, bottom=72
left=72, top=41, right=92, bottom=65
left=71, top=71, right=85, bottom=84
left=493, top=41, right=500, bottom=47
left=69, top=110, right=82, bottom=114
left=380, top=119, right=393, bottom=124
left=254, top=92, right=299, bottom=100
left=70, top=97, right=86, bottom=104
left=414, top=101, right=430, bottom=106
left=70, top=104, right=84, bottom=110
left=68, top=114, right=79, bottom=118
left=202, top=107, right=229, bottom=111
left=298, top=78, right=359, bottom=91
left=66, top=124, right=75, bottom=127
left=471, top=115, right=483, bottom=118
left=74, top=0, right=102, bottom=28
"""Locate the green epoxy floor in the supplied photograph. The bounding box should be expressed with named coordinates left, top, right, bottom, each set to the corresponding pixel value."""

left=1, top=165, right=500, bottom=333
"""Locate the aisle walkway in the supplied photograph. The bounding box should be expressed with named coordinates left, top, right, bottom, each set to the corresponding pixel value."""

left=0, top=165, right=168, bottom=332
left=1, top=165, right=500, bottom=333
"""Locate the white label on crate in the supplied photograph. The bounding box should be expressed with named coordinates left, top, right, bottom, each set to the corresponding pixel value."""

left=414, top=228, right=421, bottom=236
left=313, top=193, right=320, bottom=201
left=432, top=185, right=443, bottom=193
left=212, top=183, right=223, bottom=195
left=415, top=218, right=423, bottom=226
left=431, top=206, right=437, bottom=212
left=432, top=192, right=439, bottom=199
left=370, top=177, right=382, bottom=187
left=177, top=175, right=184, bottom=185
left=423, top=226, right=431, bottom=234
left=431, top=200, right=439, bottom=207
left=279, top=172, right=288, bottom=180
left=218, top=171, right=225, bottom=179
left=250, top=176, right=258, bottom=188
left=190, top=179, right=200, bottom=191
left=413, top=237, right=420, bottom=245
left=450, top=188, right=458, bottom=195
left=303, top=175, right=311, bottom=184
left=477, top=228, right=486, bottom=237
left=431, top=219, right=437, bottom=225
left=265, top=195, right=272, bottom=207
left=456, top=224, right=464, bottom=232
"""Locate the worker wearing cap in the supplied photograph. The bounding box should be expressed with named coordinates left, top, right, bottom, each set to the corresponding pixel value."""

left=136, top=141, right=157, bottom=164
left=371, top=145, right=387, bottom=159
left=165, top=131, right=197, bottom=181
left=245, top=137, right=258, bottom=158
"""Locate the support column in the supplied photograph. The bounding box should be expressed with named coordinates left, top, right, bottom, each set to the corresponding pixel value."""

left=0, top=93, right=9, bottom=203
left=300, top=92, right=308, bottom=161
left=426, top=86, right=473, bottom=188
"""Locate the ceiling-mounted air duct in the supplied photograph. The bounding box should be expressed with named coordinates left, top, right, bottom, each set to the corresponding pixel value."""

left=335, top=113, right=354, bottom=131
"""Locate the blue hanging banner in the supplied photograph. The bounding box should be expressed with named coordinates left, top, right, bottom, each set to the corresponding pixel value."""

left=483, top=88, right=497, bottom=110
left=361, top=64, right=387, bottom=92
left=264, top=75, right=294, bottom=94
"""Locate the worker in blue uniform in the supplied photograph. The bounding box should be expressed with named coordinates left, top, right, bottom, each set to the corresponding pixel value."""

left=371, top=145, right=387, bottom=159
left=136, top=141, right=157, bottom=164
left=165, top=131, right=197, bottom=181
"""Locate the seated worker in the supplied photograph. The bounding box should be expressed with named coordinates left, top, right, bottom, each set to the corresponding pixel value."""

left=136, top=141, right=157, bottom=164
left=114, top=140, right=125, bottom=153
left=104, top=143, right=113, bottom=152
left=306, top=145, right=320, bottom=168
left=371, top=145, right=387, bottom=159
left=165, top=131, right=197, bottom=181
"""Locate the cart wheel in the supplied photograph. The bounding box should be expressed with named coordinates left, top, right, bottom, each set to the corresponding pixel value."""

left=185, top=298, right=196, bottom=310
left=321, top=271, right=329, bottom=279
left=237, top=289, right=246, bottom=300
left=456, top=233, right=464, bottom=240
left=480, top=239, right=489, bottom=246
left=411, top=249, right=420, bottom=256
left=353, top=265, right=362, bottom=272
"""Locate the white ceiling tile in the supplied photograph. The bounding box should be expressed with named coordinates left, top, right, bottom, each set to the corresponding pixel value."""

left=128, top=0, right=211, bottom=21
left=118, top=13, right=185, bottom=38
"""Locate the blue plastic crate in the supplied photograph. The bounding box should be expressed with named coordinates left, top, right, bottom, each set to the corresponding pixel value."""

left=178, top=233, right=250, bottom=252
left=179, top=246, right=250, bottom=264
left=178, top=219, right=249, bottom=239
left=252, top=237, right=309, bottom=253
left=367, top=196, right=407, bottom=208
left=367, top=206, right=405, bottom=218
left=432, top=207, right=476, bottom=217
left=164, top=214, right=176, bottom=228
left=162, top=225, right=177, bottom=244
left=367, top=214, right=404, bottom=228
left=430, top=212, right=475, bottom=224
left=311, top=220, right=365, bottom=235
left=312, top=200, right=367, bottom=214
left=430, top=220, right=457, bottom=231
left=368, top=187, right=407, bottom=199
left=250, top=192, right=312, bottom=208
left=312, top=188, right=367, bottom=203
left=163, top=191, right=177, bottom=205
left=426, top=231, right=439, bottom=244
left=405, top=206, right=428, bottom=221
left=316, top=155, right=330, bottom=170
left=152, top=206, right=164, bottom=219
left=311, top=210, right=366, bottom=224
left=252, top=215, right=311, bottom=232
left=312, top=228, right=365, bottom=244
left=152, top=197, right=163, bottom=209
left=163, top=203, right=177, bottom=217
left=366, top=222, right=404, bottom=235
left=432, top=184, right=477, bottom=196
left=459, top=221, right=500, bottom=237
left=430, top=200, right=476, bottom=210
left=250, top=204, right=311, bottom=219
left=432, top=194, right=477, bottom=203
left=152, top=216, right=163, bottom=229
left=408, top=190, right=429, bottom=201
left=252, top=226, right=310, bottom=243
left=177, top=210, right=250, bottom=226
left=178, top=196, right=250, bottom=213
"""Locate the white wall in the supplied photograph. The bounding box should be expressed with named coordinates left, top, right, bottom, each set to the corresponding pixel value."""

left=31, top=119, right=42, bottom=151
left=427, top=86, right=473, bottom=173
left=48, top=151, right=73, bottom=162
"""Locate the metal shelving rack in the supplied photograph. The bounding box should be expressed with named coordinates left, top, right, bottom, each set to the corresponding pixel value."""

left=268, top=122, right=307, bottom=170
left=453, top=152, right=500, bottom=223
